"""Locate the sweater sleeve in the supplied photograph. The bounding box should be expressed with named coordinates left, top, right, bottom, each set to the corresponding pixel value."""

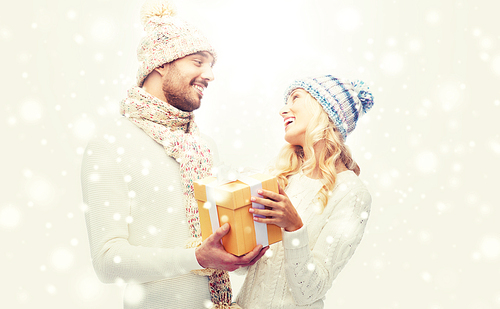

left=282, top=188, right=371, bottom=305
left=81, top=138, right=203, bottom=284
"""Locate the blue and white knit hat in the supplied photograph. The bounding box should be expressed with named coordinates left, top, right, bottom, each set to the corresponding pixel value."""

left=284, top=75, right=374, bottom=140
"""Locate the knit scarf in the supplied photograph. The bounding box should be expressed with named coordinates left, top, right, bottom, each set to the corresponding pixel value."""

left=120, top=87, right=237, bottom=308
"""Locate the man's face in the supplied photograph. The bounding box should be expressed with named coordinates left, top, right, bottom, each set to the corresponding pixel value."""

left=161, top=51, right=215, bottom=112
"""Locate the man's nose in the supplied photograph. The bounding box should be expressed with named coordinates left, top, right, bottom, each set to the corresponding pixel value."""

left=201, top=66, right=214, bottom=82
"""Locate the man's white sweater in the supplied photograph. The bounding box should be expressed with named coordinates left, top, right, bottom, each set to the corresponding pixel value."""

left=81, top=118, right=218, bottom=308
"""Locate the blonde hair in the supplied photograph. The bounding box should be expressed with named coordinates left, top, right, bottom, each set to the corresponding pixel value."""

left=271, top=91, right=360, bottom=209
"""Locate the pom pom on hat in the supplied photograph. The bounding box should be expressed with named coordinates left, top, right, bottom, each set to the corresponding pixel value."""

left=140, top=0, right=177, bottom=26
left=284, top=75, right=375, bottom=140
left=351, top=79, right=374, bottom=114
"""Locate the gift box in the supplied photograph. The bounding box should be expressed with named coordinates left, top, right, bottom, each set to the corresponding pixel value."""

left=194, top=173, right=282, bottom=256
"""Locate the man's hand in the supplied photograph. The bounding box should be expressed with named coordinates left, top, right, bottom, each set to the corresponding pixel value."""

left=195, top=223, right=268, bottom=271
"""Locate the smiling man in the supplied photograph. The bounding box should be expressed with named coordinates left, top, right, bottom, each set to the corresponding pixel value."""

left=143, top=51, right=214, bottom=113
left=80, top=1, right=266, bottom=308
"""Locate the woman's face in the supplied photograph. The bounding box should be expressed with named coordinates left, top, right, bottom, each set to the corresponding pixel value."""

left=279, top=89, right=315, bottom=147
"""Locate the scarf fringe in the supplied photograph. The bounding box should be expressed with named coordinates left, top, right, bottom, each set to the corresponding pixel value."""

left=211, top=303, right=242, bottom=309
left=187, top=237, right=241, bottom=308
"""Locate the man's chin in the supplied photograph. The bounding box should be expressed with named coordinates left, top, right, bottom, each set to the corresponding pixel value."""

left=183, top=100, right=201, bottom=112
left=191, top=97, right=202, bottom=110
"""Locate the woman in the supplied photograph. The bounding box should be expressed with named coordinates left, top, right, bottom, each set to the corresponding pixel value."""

left=235, top=75, right=374, bottom=308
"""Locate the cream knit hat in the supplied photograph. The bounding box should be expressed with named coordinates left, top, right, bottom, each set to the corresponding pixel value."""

left=136, top=0, right=217, bottom=86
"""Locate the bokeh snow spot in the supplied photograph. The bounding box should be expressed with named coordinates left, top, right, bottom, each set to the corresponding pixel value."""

left=0, top=204, right=21, bottom=229
left=233, top=139, right=243, bottom=149
left=438, top=83, right=461, bottom=111
left=91, top=18, right=117, bottom=42
left=17, top=289, right=29, bottom=303
left=46, top=285, right=57, bottom=295
left=426, top=10, right=440, bottom=24
left=20, top=100, right=43, bottom=123
left=50, top=247, right=74, bottom=271
left=336, top=8, right=361, bottom=31
left=220, top=215, right=229, bottom=224
left=421, top=271, right=432, bottom=282
left=74, top=34, right=85, bottom=45
left=67, top=10, right=77, bottom=20
left=490, top=140, right=500, bottom=154
left=371, top=259, right=385, bottom=271
left=480, top=37, right=492, bottom=49
left=378, top=172, right=392, bottom=188
left=479, top=236, right=500, bottom=259
left=1, top=27, right=12, bottom=40
left=123, top=284, right=145, bottom=306
left=148, top=226, right=158, bottom=236
left=73, top=116, right=95, bottom=140
left=203, top=201, right=212, bottom=210
left=419, top=230, right=432, bottom=243
left=27, top=177, right=56, bottom=207
left=408, top=39, right=422, bottom=52
left=436, top=202, right=450, bottom=214
left=89, top=173, right=100, bottom=182
left=415, top=151, right=437, bottom=173
left=380, top=52, right=404, bottom=75
left=492, top=55, right=500, bottom=76
left=76, top=274, right=103, bottom=301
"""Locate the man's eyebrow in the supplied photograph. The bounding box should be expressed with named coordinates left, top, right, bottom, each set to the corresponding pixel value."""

left=192, top=51, right=214, bottom=66
left=193, top=51, right=210, bottom=58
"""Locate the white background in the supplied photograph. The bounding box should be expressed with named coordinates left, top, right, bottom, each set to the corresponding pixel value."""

left=1, top=0, right=500, bottom=308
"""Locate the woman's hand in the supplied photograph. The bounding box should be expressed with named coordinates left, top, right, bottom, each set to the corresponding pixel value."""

left=249, top=183, right=303, bottom=232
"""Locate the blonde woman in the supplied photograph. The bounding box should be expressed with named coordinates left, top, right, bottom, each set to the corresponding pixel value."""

left=236, top=75, right=375, bottom=308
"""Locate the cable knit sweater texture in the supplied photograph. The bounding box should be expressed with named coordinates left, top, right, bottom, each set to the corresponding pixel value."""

left=81, top=118, right=219, bottom=308
left=236, top=171, right=371, bottom=308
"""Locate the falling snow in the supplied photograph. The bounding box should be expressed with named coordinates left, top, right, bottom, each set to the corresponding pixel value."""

left=2, top=0, right=499, bottom=308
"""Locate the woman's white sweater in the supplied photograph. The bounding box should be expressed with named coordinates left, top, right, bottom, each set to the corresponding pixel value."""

left=236, top=171, right=371, bottom=308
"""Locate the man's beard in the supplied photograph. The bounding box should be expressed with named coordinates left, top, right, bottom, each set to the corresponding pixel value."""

left=162, top=63, right=200, bottom=112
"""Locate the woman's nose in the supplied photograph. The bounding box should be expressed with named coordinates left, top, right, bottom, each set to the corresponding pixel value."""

left=279, top=105, right=289, bottom=117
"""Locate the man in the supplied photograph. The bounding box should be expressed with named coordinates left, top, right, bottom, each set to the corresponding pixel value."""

left=80, top=1, right=266, bottom=308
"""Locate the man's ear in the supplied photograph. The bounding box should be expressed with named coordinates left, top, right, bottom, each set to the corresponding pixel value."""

left=154, top=64, right=168, bottom=76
